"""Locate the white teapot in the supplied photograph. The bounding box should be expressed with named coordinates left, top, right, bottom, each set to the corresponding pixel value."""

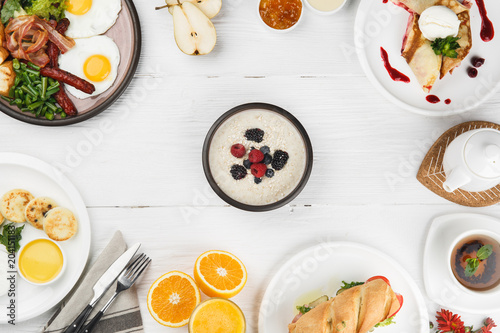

left=443, top=128, right=500, bottom=193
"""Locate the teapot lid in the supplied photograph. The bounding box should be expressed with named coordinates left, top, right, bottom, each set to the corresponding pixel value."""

left=465, top=129, right=500, bottom=179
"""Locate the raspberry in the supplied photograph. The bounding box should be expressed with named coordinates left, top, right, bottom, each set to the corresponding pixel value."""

left=249, top=149, right=264, bottom=163
left=230, top=164, right=247, bottom=180
left=244, top=128, right=264, bottom=143
left=251, top=163, right=267, bottom=178
left=231, top=144, right=246, bottom=158
left=272, top=150, right=289, bottom=170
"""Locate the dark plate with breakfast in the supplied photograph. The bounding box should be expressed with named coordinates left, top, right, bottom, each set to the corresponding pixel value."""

left=0, top=0, right=141, bottom=126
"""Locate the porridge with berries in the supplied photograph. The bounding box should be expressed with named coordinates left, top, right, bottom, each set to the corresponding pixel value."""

left=208, top=109, right=307, bottom=206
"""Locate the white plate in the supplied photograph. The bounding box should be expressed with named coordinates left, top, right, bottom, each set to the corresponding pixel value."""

left=258, top=242, right=428, bottom=332
left=0, top=153, right=91, bottom=323
left=424, top=213, right=500, bottom=314
left=354, top=0, right=500, bottom=116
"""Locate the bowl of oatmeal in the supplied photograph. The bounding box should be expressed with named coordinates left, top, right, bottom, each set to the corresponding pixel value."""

left=203, top=103, right=313, bottom=211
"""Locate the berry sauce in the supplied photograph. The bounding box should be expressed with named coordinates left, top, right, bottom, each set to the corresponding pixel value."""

left=426, top=95, right=440, bottom=104
left=380, top=47, right=410, bottom=83
left=475, top=0, right=495, bottom=42
left=383, top=0, right=388, bottom=3
left=445, top=99, right=451, bottom=105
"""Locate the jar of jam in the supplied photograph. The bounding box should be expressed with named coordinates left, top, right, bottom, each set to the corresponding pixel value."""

left=259, top=0, right=303, bottom=31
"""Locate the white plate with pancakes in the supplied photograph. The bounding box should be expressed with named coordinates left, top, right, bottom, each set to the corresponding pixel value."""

left=354, top=0, right=500, bottom=116
left=258, top=242, right=428, bottom=332
left=0, top=152, right=90, bottom=323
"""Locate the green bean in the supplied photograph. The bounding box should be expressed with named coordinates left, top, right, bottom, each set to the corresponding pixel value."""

left=4, top=61, right=70, bottom=120
left=41, top=77, right=48, bottom=100
left=45, top=101, right=58, bottom=112
left=46, top=87, right=59, bottom=97
left=28, top=101, right=44, bottom=111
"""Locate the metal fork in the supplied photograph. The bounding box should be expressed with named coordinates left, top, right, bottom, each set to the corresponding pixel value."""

left=80, top=253, right=151, bottom=333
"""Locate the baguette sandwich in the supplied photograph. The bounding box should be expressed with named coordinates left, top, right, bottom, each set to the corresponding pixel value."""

left=288, top=276, right=403, bottom=333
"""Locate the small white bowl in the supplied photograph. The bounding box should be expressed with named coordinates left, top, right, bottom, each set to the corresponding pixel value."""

left=257, top=0, right=304, bottom=33
left=303, top=0, right=347, bottom=15
left=447, top=229, right=500, bottom=296
left=17, top=238, right=66, bottom=286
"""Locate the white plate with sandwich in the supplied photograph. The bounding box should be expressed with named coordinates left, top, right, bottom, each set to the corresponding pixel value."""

left=258, top=242, right=428, bottom=332
left=354, top=0, right=500, bottom=116
left=0, top=152, right=91, bottom=323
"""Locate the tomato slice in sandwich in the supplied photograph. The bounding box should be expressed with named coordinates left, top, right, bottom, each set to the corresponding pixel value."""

left=390, top=293, right=404, bottom=317
left=366, top=276, right=403, bottom=318
left=365, top=275, right=391, bottom=286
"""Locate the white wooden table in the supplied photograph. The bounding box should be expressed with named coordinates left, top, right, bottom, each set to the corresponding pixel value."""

left=5, top=0, right=500, bottom=332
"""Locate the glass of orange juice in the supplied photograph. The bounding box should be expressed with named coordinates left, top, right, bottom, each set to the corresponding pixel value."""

left=188, top=298, right=246, bottom=333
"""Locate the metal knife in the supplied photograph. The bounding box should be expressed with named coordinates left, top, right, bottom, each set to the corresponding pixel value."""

left=63, top=243, right=141, bottom=333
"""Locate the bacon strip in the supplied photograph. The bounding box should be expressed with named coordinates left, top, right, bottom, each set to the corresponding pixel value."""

left=40, top=67, right=96, bottom=95
left=4, top=15, right=75, bottom=68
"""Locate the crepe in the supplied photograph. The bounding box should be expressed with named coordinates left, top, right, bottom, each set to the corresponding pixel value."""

left=288, top=279, right=401, bottom=333
left=390, top=0, right=472, bottom=92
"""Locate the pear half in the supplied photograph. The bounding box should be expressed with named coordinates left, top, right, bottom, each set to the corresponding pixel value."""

left=167, top=0, right=222, bottom=19
left=172, top=2, right=217, bottom=55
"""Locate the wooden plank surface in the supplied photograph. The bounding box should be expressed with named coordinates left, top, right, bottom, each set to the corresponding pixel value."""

left=3, top=0, right=500, bottom=331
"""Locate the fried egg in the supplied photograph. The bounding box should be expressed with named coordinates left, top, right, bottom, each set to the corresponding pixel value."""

left=65, top=0, right=122, bottom=38
left=59, top=36, right=120, bottom=99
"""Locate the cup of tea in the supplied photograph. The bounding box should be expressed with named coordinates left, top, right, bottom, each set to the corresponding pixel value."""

left=448, top=229, right=500, bottom=296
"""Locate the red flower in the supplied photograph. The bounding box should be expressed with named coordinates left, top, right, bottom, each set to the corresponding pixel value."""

left=436, top=309, right=466, bottom=333
left=480, top=317, right=497, bottom=333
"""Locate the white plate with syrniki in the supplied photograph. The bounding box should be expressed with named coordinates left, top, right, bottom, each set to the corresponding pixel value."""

left=0, top=153, right=90, bottom=323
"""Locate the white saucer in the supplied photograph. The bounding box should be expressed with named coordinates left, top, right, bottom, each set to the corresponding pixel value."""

left=423, top=213, right=500, bottom=314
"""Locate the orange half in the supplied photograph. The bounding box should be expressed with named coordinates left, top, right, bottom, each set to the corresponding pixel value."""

left=194, top=250, right=247, bottom=298
left=147, top=271, right=201, bottom=327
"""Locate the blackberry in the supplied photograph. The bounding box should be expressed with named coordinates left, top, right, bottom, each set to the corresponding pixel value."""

left=263, top=153, right=272, bottom=165
left=244, top=128, right=264, bottom=143
left=272, top=150, right=289, bottom=170
left=260, top=146, right=270, bottom=154
left=243, top=159, right=252, bottom=169
left=265, top=169, right=275, bottom=178
left=254, top=177, right=262, bottom=184
left=230, top=164, right=247, bottom=180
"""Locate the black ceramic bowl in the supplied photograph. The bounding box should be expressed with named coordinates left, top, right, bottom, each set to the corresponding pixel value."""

left=0, top=0, right=141, bottom=126
left=202, top=103, right=313, bottom=212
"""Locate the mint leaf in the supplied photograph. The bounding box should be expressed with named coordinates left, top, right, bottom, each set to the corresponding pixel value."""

left=465, top=258, right=480, bottom=277
left=431, top=36, right=461, bottom=59
left=477, top=245, right=493, bottom=261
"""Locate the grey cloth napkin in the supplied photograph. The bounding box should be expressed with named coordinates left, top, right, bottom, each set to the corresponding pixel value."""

left=44, top=231, right=144, bottom=333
